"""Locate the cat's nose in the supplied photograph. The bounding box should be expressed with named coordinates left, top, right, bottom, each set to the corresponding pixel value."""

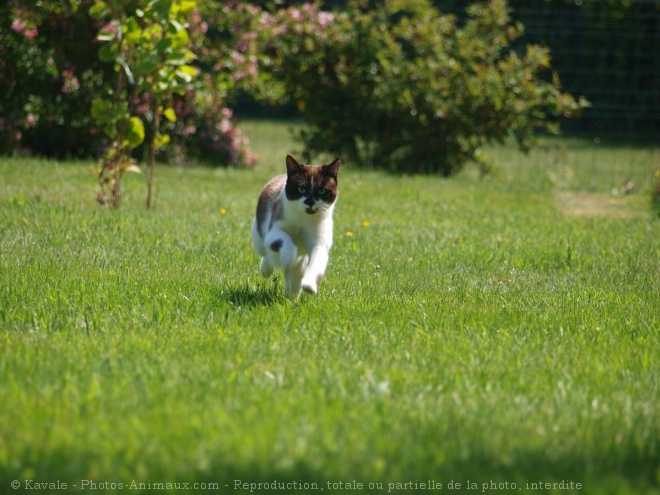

left=303, top=196, right=315, bottom=207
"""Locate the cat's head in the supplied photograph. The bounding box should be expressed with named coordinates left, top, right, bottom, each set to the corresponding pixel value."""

left=284, top=155, right=340, bottom=215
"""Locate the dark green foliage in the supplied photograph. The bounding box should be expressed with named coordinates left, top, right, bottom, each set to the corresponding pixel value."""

left=0, top=1, right=107, bottom=157
left=486, top=0, right=659, bottom=139
left=4, top=0, right=649, bottom=171
left=0, top=1, right=258, bottom=167
left=249, top=0, right=659, bottom=140
left=260, top=0, right=587, bottom=175
left=653, top=168, right=660, bottom=218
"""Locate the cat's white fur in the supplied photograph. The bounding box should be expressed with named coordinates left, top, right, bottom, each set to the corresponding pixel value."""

left=251, top=155, right=339, bottom=298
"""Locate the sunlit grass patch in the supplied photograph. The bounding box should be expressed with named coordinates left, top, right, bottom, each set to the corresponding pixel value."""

left=0, top=132, right=658, bottom=494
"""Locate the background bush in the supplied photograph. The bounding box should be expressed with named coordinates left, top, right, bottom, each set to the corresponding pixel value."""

left=258, top=0, right=587, bottom=175
left=0, top=1, right=105, bottom=157
left=2, top=0, right=593, bottom=175
left=255, top=0, right=659, bottom=141
left=0, top=0, right=258, bottom=167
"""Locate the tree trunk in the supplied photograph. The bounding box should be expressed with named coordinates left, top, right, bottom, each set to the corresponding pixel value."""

left=112, top=166, right=122, bottom=208
left=146, top=100, right=160, bottom=209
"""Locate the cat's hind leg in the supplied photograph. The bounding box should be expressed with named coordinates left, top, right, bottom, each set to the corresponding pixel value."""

left=251, top=218, right=266, bottom=256
left=252, top=218, right=275, bottom=277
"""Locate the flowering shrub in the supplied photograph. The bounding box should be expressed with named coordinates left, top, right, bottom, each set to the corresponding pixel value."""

left=252, top=3, right=345, bottom=107
left=0, top=0, right=259, bottom=170
left=158, top=77, right=258, bottom=167
left=162, top=0, right=264, bottom=167
left=256, top=0, right=589, bottom=175
left=2, top=7, right=43, bottom=151
left=0, top=2, right=106, bottom=156
left=1, top=0, right=588, bottom=178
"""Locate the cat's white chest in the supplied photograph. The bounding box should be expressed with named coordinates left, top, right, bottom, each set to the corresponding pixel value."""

left=276, top=215, right=331, bottom=256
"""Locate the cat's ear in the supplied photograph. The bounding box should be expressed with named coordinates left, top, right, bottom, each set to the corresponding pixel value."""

left=285, top=155, right=302, bottom=175
left=323, top=157, right=341, bottom=178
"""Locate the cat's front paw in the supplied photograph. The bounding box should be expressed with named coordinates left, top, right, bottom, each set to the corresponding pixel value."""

left=302, top=273, right=324, bottom=294
left=302, top=283, right=317, bottom=294
left=259, top=258, right=274, bottom=278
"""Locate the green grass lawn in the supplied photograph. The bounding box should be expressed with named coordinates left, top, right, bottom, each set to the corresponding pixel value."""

left=1, top=124, right=658, bottom=495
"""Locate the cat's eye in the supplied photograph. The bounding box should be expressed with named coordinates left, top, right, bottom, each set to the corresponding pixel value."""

left=297, top=186, right=306, bottom=194
left=318, top=187, right=326, bottom=195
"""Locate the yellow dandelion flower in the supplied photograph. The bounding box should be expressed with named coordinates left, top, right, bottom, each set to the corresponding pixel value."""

left=346, top=231, right=354, bottom=237
left=220, top=208, right=227, bottom=215
left=361, top=220, right=370, bottom=227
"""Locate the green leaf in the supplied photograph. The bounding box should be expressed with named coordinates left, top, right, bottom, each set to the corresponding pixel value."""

left=168, top=22, right=190, bottom=50
left=174, top=64, right=198, bottom=83
left=124, top=17, right=142, bottom=44
left=154, top=132, right=171, bottom=149
left=89, top=2, right=110, bottom=20
left=91, top=98, right=114, bottom=123
left=163, top=108, right=177, bottom=122
left=97, top=28, right=117, bottom=42
left=168, top=19, right=184, bottom=34
left=165, top=51, right=189, bottom=66
left=156, top=38, right=173, bottom=54
left=45, top=56, right=59, bottom=78
left=135, top=55, right=159, bottom=76
left=178, top=0, right=196, bottom=14
left=151, top=0, right=173, bottom=20
left=126, top=117, right=145, bottom=148
left=99, top=43, right=118, bottom=63
left=174, top=69, right=191, bottom=83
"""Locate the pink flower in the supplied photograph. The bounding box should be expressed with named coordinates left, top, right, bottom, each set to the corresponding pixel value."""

left=318, top=12, right=334, bottom=28
left=61, top=69, right=80, bottom=93
left=25, top=113, right=36, bottom=129
left=11, top=19, right=26, bottom=33
left=100, top=21, right=117, bottom=35
left=236, top=38, right=250, bottom=53
left=219, top=119, right=232, bottom=134
left=24, top=27, right=38, bottom=39
left=231, top=70, right=246, bottom=82
left=231, top=52, right=246, bottom=64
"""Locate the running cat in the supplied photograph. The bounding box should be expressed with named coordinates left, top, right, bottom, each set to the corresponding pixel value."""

left=251, top=155, right=341, bottom=298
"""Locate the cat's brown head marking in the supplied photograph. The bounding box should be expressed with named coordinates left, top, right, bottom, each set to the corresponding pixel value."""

left=285, top=155, right=340, bottom=215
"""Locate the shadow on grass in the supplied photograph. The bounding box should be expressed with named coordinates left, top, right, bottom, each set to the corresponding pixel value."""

left=181, top=445, right=660, bottom=495
left=5, top=444, right=657, bottom=495
left=216, top=280, right=286, bottom=308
